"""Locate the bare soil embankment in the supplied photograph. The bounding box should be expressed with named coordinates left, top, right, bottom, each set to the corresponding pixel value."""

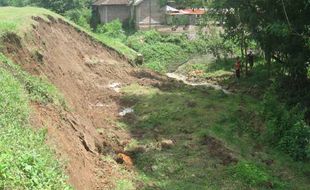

left=1, top=16, right=161, bottom=190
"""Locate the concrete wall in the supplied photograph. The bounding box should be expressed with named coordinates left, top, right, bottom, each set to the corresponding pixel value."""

left=98, top=5, right=131, bottom=24
left=135, top=0, right=164, bottom=28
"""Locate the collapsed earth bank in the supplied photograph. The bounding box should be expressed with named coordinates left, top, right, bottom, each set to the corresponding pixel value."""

left=1, top=15, right=161, bottom=190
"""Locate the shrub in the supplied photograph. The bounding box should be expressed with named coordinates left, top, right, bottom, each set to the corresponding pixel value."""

left=95, top=19, right=126, bottom=41
left=262, top=89, right=310, bottom=161
left=228, top=162, right=270, bottom=187
left=64, top=8, right=91, bottom=30
left=126, top=30, right=207, bottom=72
left=140, top=42, right=188, bottom=72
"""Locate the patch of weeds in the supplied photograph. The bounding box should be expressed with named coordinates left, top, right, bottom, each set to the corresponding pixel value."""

left=227, top=161, right=286, bottom=189
left=115, top=179, right=135, bottom=190
left=177, top=56, right=234, bottom=79
left=0, top=53, right=67, bottom=108
left=115, top=121, right=130, bottom=130
left=124, top=139, right=139, bottom=152
left=126, top=30, right=207, bottom=73
left=0, top=21, right=17, bottom=36
left=101, top=155, right=116, bottom=164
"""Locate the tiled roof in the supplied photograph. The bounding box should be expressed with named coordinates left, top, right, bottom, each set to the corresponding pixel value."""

left=93, top=0, right=130, bottom=6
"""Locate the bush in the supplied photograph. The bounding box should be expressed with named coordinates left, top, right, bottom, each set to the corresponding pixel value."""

left=64, top=8, right=91, bottom=30
left=126, top=30, right=162, bottom=51
left=95, top=20, right=126, bottom=41
left=126, top=30, right=207, bottom=72
left=140, top=42, right=188, bottom=72
left=228, top=162, right=270, bottom=187
left=228, top=161, right=285, bottom=188
left=262, top=89, right=310, bottom=161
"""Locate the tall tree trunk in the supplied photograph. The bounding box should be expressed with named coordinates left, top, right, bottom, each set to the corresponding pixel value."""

left=240, top=30, right=245, bottom=73
left=245, top=38, right=248, bottom=76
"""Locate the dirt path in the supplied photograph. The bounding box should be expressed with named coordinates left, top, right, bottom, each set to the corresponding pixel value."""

left=166, top=72, right=231, bottom=94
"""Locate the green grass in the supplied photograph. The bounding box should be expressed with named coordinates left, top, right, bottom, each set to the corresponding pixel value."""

left=93, top=33, right=138, bottom=62
left=119, top=82, right=309, bottom=189
left=0, top=53, right=66, bottom=107
left=0, top=7, right=138, bottom=62
left=0, top=66, right=71, bottom=189
left=126, top=30, right=207, bottom=73
left=177, top=55, right=234, bottom=79
left=0, top=7, right=60, bottom=37
left=115, top=179, right=135, bottom=190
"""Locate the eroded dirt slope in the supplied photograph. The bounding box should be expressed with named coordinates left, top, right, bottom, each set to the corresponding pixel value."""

left=1, top=16, right=160, bottom=190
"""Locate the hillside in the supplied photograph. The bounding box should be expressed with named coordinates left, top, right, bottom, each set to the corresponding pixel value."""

left=0, top=7, right=309, bottom=190
left=0, top=7, right=143, bottom=189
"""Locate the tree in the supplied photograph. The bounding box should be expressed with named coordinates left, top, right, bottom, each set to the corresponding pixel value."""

left=210, top=0, right=310, bottom=86
left=30, top=0, right=90, bottom=13
left=0, top=0, right=92, bottom=14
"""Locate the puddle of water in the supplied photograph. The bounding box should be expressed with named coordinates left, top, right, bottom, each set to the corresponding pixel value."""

left=119, top=108, right=134, bottom=116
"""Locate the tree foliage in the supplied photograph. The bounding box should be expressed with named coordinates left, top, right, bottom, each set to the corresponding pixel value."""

left=0, top=0, right=91, bottom=14
left=210, top=0, right=310, bottom=86
left=208, top=0, right=310, bottom=161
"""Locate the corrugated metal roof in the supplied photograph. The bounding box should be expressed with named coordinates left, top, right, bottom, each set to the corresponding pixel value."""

left=93, top=0, right=131, bottom=6
left=181, top=9, right=205, bottom=15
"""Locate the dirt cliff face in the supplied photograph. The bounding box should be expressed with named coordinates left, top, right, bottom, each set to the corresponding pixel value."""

left=1, top=16, right=159, bottom=190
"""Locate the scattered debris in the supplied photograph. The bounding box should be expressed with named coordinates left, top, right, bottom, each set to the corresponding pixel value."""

left=108, top=82, right=121, bottom=92
left=161, top=139, right=174, bottom=149
left=115, top=153, right=134, bottom=168
left=95, top=102, right=105, bottom=107
left=119, top=108, right=134, bottom=116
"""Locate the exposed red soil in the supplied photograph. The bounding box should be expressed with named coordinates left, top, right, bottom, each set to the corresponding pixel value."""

left=1, top=16, right=161, bottom=190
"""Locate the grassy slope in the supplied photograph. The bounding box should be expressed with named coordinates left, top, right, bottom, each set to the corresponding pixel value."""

left=0, top=7, right=76, bottom=189
left=119, top=63, right=310, bottom=189
left=0, top=7, right=138, bottom=62
left=0, top=6, right=139, bottom=189
left=0, top=57, right=71, bottom=189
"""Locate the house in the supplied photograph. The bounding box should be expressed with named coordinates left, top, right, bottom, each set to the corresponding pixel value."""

left=92, top=0, right=164, bottom=29
left=92, top=0, right=131, bottom=25
left=166, top=8, right=205, bottom=25
left=134, top=0, right=164, bottom=29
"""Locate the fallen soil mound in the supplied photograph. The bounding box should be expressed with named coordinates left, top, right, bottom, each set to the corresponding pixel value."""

left=1, top=16, right=157, bottom=190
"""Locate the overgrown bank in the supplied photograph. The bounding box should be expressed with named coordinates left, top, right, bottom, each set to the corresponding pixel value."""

left=0, top=54, right=71, bottom=189
left=118, top=80, right=310, bottom=189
